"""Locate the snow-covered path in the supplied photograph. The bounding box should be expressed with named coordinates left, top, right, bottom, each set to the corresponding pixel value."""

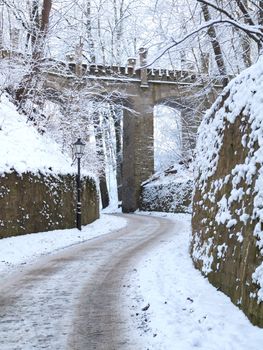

left=1, top=213, right=263, bottom=350
left=0, top=214, right=174, bottom=349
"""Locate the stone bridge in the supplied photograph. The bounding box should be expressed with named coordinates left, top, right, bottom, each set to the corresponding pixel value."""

left=44, top=50, right=222, bottom=212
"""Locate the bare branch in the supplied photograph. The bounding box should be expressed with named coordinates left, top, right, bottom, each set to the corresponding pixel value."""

left=197, top=0, right=259, bottom=43
left=234, top=0, right=256, bottom=27
left=197, top=0, right=237, bottom=22
left=144, top=17, right=263, bottom=68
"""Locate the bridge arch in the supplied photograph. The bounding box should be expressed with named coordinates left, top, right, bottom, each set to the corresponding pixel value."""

left=121, top=84, right=208, bottom=212
left=44, top=63, right=221, bottom=213
left=154, top=95, right=203, bottom=164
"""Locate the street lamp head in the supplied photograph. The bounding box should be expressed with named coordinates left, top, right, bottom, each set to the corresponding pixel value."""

left=73, top=138, right=85, bottom=159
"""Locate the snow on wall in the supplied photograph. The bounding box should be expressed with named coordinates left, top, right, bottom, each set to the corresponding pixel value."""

left=0, top=94, right=74, bottom=176
left=191, top=56, right=263, bottom=325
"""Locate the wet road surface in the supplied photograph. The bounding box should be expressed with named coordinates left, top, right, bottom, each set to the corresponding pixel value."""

left=0, top=214, right=175, bottom=350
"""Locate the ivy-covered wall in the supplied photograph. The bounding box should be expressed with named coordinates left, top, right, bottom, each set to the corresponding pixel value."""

left=0, top=171, right=99, bottom=238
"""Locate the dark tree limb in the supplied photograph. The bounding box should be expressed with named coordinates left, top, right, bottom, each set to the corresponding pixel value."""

left=199, top=2, right=227, bottom=85
left=234, top=0, right=256, bottom=26
left=145, top=16, right=263, bottom=69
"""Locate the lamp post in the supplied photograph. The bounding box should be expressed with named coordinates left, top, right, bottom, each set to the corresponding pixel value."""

left=73, top=138, right=85, bottom=230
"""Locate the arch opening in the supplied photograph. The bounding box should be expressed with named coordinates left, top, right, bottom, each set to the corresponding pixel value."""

left=154, top=104, right=182, bottom=172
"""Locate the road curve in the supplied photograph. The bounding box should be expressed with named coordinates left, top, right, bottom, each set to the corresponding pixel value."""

left=0, top=214, right=176, bottom=350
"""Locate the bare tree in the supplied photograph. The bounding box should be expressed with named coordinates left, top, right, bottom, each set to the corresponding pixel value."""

left=15, top=0, right=52, bottom=104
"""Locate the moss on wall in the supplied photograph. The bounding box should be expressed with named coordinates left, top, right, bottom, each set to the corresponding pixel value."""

left=0, top=171, right=99, bottom=238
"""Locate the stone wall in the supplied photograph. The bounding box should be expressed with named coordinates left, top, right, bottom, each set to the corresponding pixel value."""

left=0, top=171, right=99, bottom=238
left=191, top=61, right=263, bottom=327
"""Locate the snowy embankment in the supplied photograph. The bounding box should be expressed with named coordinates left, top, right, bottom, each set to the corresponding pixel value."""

left=140, top=164, right=193, bottom=213
left=0, top=214, right=127, bottom=275
left=127, top=213, right=263, bottom=350
left=0, top=93, right=98, bottom=238
left=0, top=94, right=74, bottom=176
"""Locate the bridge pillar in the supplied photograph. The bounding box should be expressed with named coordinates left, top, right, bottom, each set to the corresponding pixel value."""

left=122, top=94, right=154, bottom=212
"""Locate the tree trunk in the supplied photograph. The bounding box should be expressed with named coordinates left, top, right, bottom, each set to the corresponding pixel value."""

left=110, top=105, right=123, bottom=203
left=241, top=34, right=251, bottom=67
left=236, top=0, right=251, bottom=67
left=0, top=4, right=4, bottom=50
left=93, top=112, right=110, bottom=209
left=200, top=2, right=228, bottom=86
left=16, top=0, right=52, bottom=104
left=86, top=1, right=96, bottom=63
left=30, top=0, right=39, bottom=49
left=113, top=0, right=124, bottom=65
left=258, top=0, right=263, bottom=52
left=97, top=11, right=106, bottom=65
left=40, top=0, right=52, bottom=32
left=33, top=0, right=52, bottom=59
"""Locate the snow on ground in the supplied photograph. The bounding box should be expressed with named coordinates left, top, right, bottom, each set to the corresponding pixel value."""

left=0, top=214, right=127, bottom=276
left=127, top=212, right=263, bottom=350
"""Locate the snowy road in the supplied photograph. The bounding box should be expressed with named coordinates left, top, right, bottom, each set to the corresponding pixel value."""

left=0, top=214, right=175, bottom=350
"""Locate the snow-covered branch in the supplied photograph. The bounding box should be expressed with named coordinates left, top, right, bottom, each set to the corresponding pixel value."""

left=147, top=17, right=263, bottom=68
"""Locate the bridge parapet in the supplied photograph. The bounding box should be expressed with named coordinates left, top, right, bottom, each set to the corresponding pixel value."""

left=147, top=68, right=197, bottom=84
left=67, top=63, right=141, bottom=80
left=63, top=44, right=206, bottom=85
left=0, top=49, right=225, bottom=87
left=65, top=62, right=201, bottom=85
